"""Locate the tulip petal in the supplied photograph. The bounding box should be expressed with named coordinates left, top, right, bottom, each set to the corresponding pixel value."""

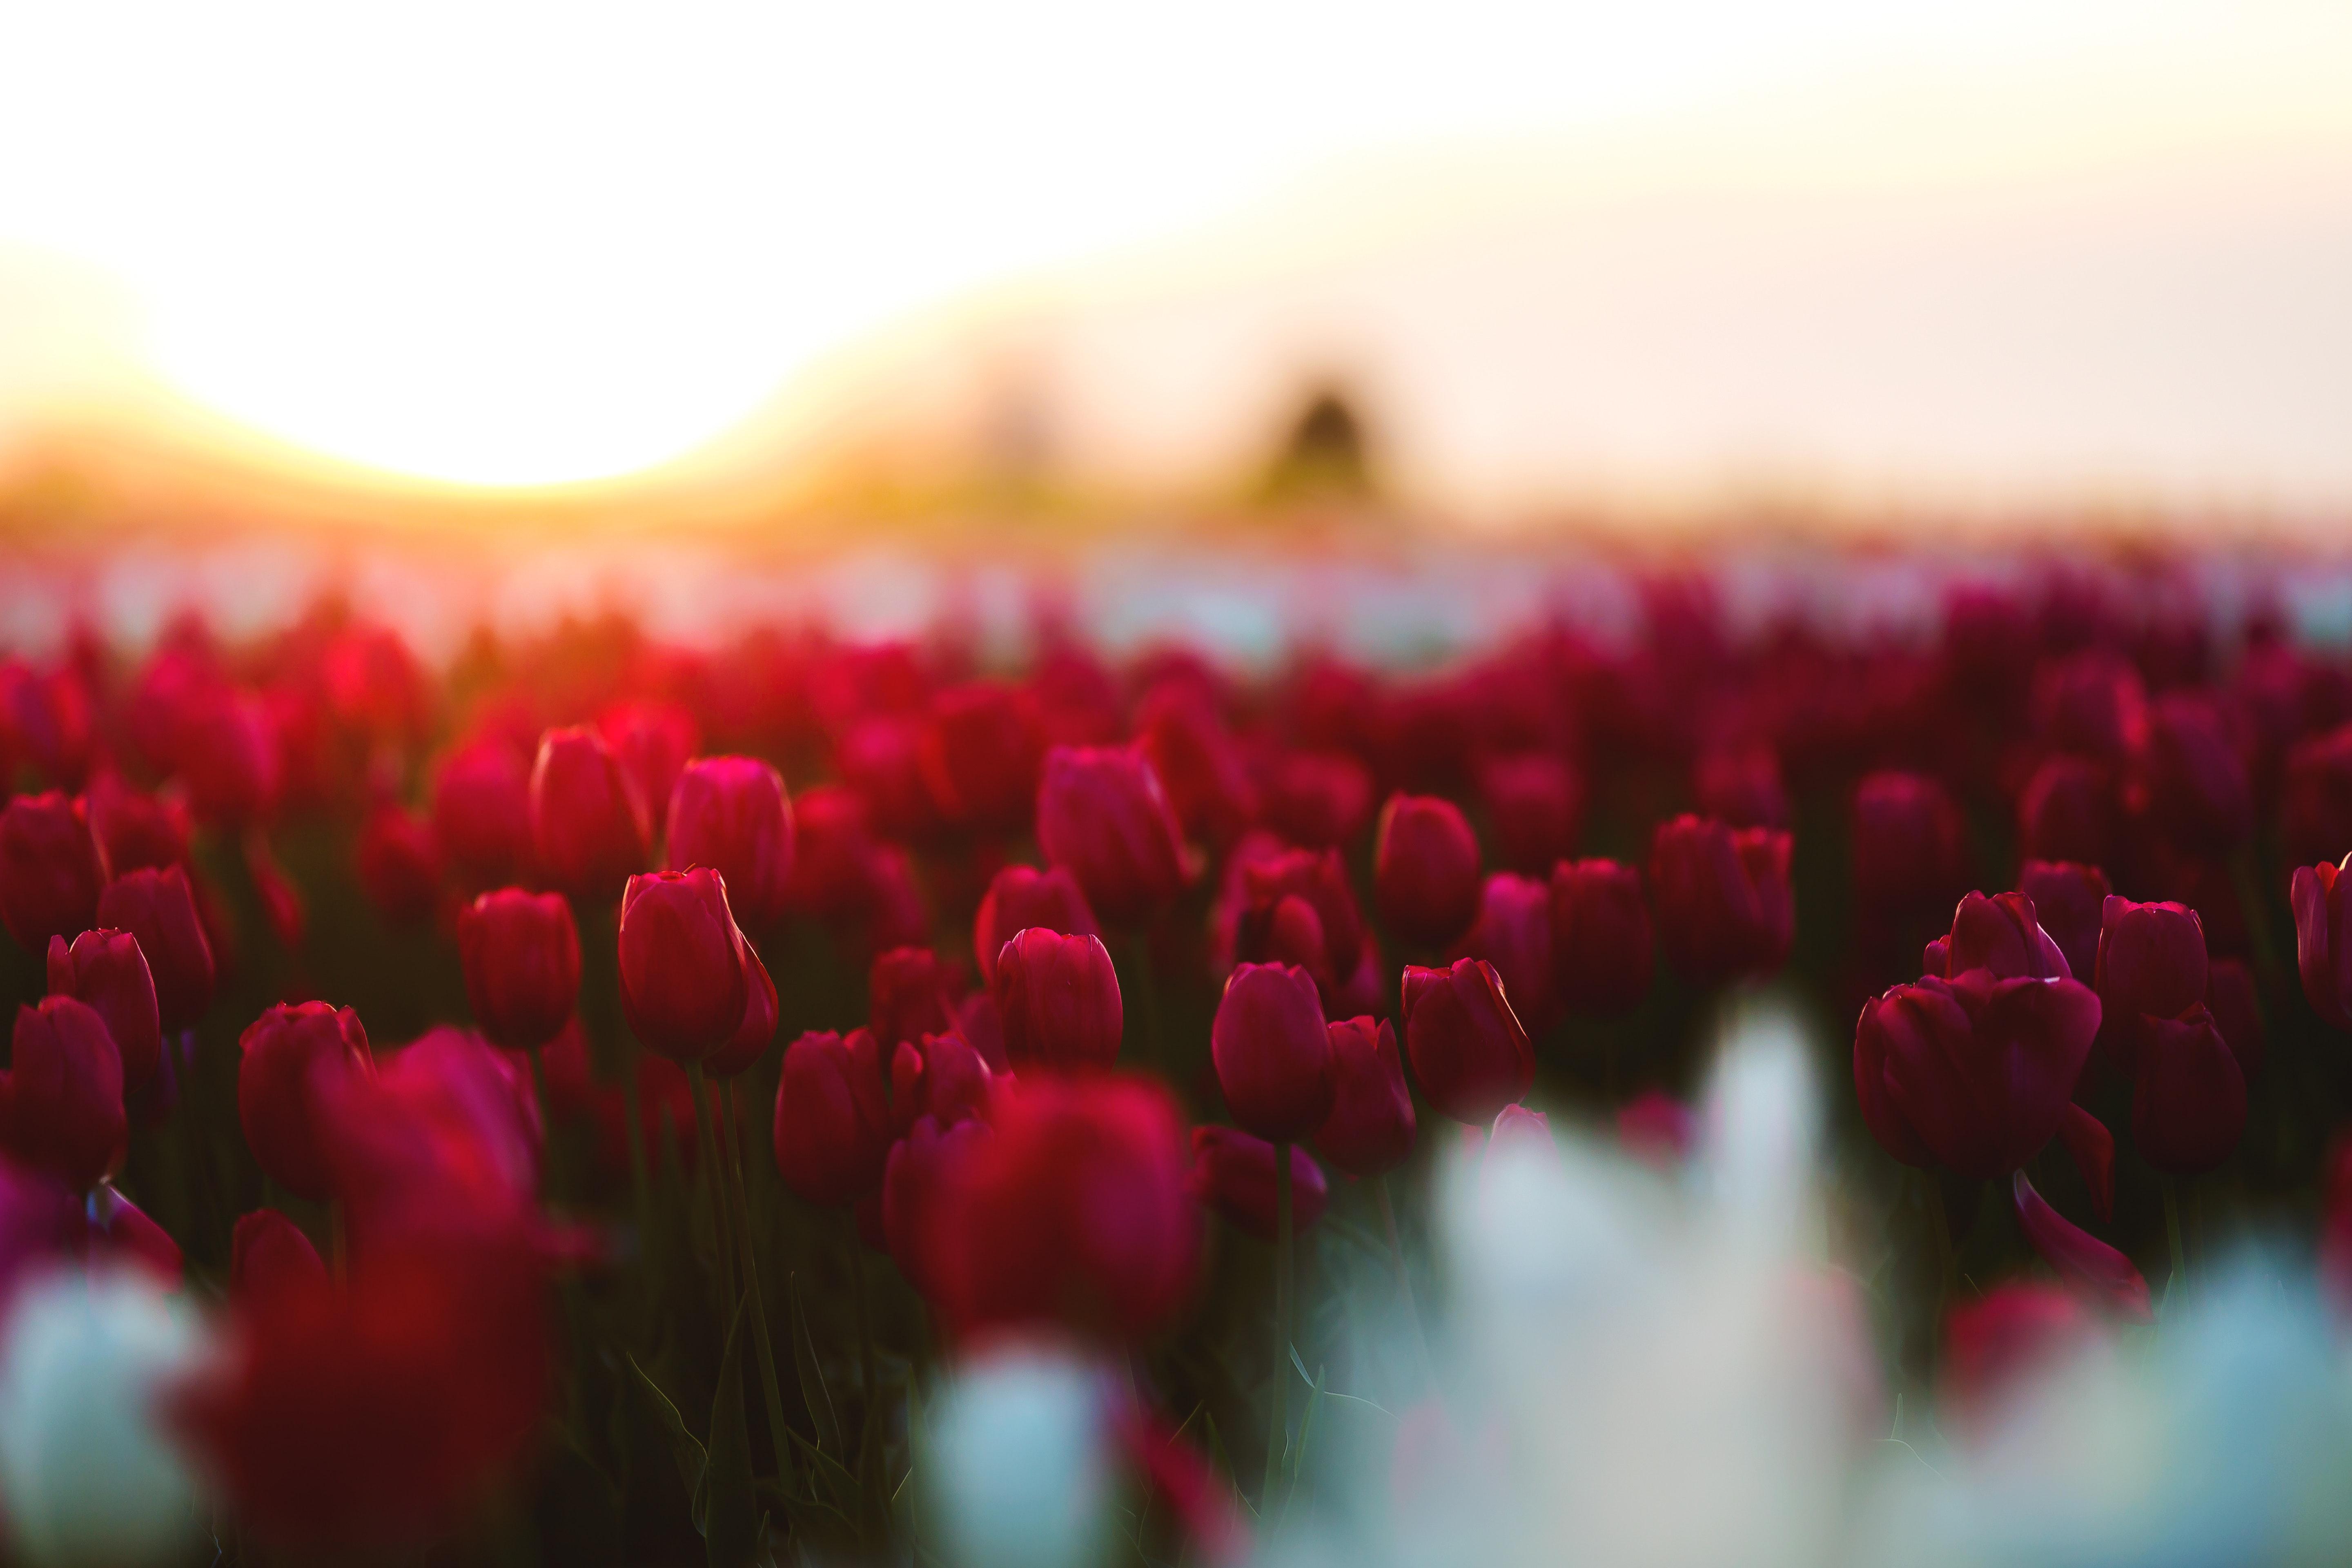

left=2056, top=1102, right=2116, bottom=1223
left=2012, top=1171, right=2152, bottom=1323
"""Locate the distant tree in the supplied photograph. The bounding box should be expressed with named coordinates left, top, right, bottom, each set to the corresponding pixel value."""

left=1258, top=384, right=1376, bottom=503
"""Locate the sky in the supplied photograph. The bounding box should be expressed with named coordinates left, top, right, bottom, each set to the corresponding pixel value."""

left=2, top=1, right=2350, bottom=506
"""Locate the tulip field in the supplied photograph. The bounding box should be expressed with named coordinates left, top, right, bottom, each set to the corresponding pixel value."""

left=4, top=552, right=2352, bottom=1566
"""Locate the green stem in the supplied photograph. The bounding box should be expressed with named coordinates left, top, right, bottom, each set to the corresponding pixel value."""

left=718, top=1080, right=798, bottom=1495
left=1920, top=1170, right=1956, bottom=1323
left=686, top=1062, right=739, bottom=1320
left=1264, top=1140, right=1294, bottom=1508
left=1376, top=1176, right=1434, bottom=1392
left=2163, top=1177, right=2189, bottom=1301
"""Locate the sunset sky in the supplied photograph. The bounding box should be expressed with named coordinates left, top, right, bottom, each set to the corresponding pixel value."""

left=3, top=1, right=2350, bottom=514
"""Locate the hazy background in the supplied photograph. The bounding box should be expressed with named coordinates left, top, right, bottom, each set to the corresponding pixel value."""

left=4, top=0, right=2350, bottom=535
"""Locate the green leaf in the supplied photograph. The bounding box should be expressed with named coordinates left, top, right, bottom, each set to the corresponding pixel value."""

left=788, top=1272, right=845, bottom=1458
left=705, top=1295, right=760, bottom=1568
left=625, top=1354, right=708, bottom=1513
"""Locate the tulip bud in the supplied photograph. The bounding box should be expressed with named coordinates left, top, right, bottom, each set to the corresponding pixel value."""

left=1548, top=858, right=1653, bottom=1016
left=1851, top=771, right=1968, bottom=917
left=773, top=1029, right=892, bottom=1207
left=597, top=700, right=698, bottom=831
left=2016, top=860, right=2110, bottom=988
left=45, top=929, right=160, bottom=1089
left=0, top=793, right=104, bottom=953
left=355, top=805, right=443, bottom=927
left=2094, top=897, right=2207, bottom=1023
left=457, top=890, right=580, bottom=1052
left=1648, top=815, right=1793, bottom=985
left=2011, top=1171, right=2152, bottom=1322
left=1311, top=1016, right=1414, bottom=1177
left=1036, top=745, right=1190, bottom=923
left=1373, top=794, right=1482, bottom=948
left=430, top=739, right=533, bottom=886
left=882, top=1113, right=991, bottom=1296
left=1135, top=684, right=1256, bottom=849
left=1260, top=750, right=1375, bottom=850
left=1451, top=873, right=1555, bottom=1033
left=2017, top=755, right=2117, bottom=866
left=237, top=1002, right=372, bottom=1200
left=920, top=680, right=1048, bottom=834
left=993, top=929, right=1123, bottom=1074
left=665, top=755, right=795, bottom=927
left=86, top=771, right=187, bottom=875
left=1211, top=963, right=1332, bottom=1141
left=528, top=726, right=648, bottom=899
left=704, top=939, right=780, bottom=1080
left=1479, top=753, right=1583, bottom=875
left=95, top=866, right=214, bottom=1032
left=2031, top=650, right=2147, bottom=762
left=2292, top=858, right=2352, bottom=1031
left=2136, top=690, right=2251, bottom=853
left=1693, top=745, right=1789, bottom=831
left=2128, top=1006, right=2245, bottom=1175
left=617, top=869, right=749, bottom=1062
left=870, top=947, right=961, bottom=1050
left=3, top=998, right=125, bottom=1189
left=889, top=1030, right=994, bottom=1134
left=973, top=864, right=1099, bottom=983
left=1189, top=1127, right=1329, bottom=1241
left=1231, top=848, right=1365, bottom=997
left=1942, top=1284, right=2099, bottom=1434
left=1399, top=958, right=1532, bottom=1125
left=1944, top=891, right=2070, bottom=981
left=231, top=1208, right=327, bottom=1300
left=179, top=688, right=280, bottom=826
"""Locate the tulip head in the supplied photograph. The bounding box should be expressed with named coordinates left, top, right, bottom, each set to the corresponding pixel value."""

left=1399, top=958, right=1533, bottom=1125
left=3, top=997, right=126, bottom=1189
left=0, top=792, right=105, bottom=954
left=95, top=866, right=214, bottom=1032
left=973, top=864, right=1099, bottom=983
left=457, top=890, right=581, bottom=1053
left=772, top=1029, right=892, bottom=1207
left=528, top=726, right=648, bottom=899
left=1548, top=858, right=1653, bottom=1016
left=2094, top=896, right=2207, bottom=1023
left=993, top=928, right=1124, bottom=1074
left=1189, top=1127, right=1329, bottom=1241
left=45, top=928, right=160, bottom=1090
left=1211, top=963, right=1333, bottom=1142
left=237, top=1003, right=372, bottom=1201
left=1648, top=815, right=1793, bottom=986
left=1035, top=745, right=1190, bottom=924
left=617, top=869, right=749, bottom=1062
left=665, top=755, right=795, bottom=928
left=1373, top=793, right=1482, bottom=948
left=1310, top=1016, right=1414, bottom=1178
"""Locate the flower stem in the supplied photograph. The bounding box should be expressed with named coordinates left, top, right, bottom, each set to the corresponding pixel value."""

left=686, top=1061, right=739, bottom=1321
left=1376, top=1175, right=1434, bottom=1392
left=1264, top=1140, right=1294, bottom=1509
left=717, top=1080, right=798, bottom=1495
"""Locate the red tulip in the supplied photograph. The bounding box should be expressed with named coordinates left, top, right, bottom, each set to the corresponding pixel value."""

left=772, top=1029, right=892, bottom=1207
left=1479, top=753, right=1583, bottom=875
left=0, top=659, right=93, bottom=789
left=2127, top=1006, right=2245, bottom=1175
left=0, top=791, right=104, bottom=952
left=929, top=1075, right=1198, bottom=1345
left=1135, top=683, right=1256, bottom=849
left=2204, top=957, right=2264, bottom=1082
left=457, top=890, right=580, bottom=1053
left=837, top=712, right=939, bottom=840
left=1374, top=793, right=1482, bottom=948
left=869, top=946, right=962, bottom=1049
left=1036, top=744, right=1190, bottom=923
left=2135, top=690, right=2251, bottom=852
left=2031, top=650, right=2147, bottom=762
left=232, top=1208, right=327, bottom=1301
left=2016, top=860, right=2110, bottom=987
left=2058, top=1102, right=2116, bottom=1223
left=1400, top=958, right=1533, bottom=1125
left=1311, top=1016, right=1414, bottom=1178
left=355, top=805, right=443, bottom=927
left=86, top=770, right=189, bottom=875
left=920, top=680, right=1048, bottom=834
left=882, top=1113, right=991, bottom=1296
left=1693, top=745, right=1789, bottom=831
left=1451, top=873, right=1555, bottom=1033
left=972, top=863, right=1099, bottom=983
left=2282, top=722, right=2352, bottom=874
left=45, top=928, right=160, bottom=1089
left=992, top=928, right=1123, bottom=1073
left=1548, top=858, right=1653, bottom=1016
left=178, top=688, right=281, bottom=826
left=2017, top=755, right=2117, bottom=866
left=2292, top=857, right=2352, bottom=1031
left=95, top=865, right=215, bottom=1031
left=89, top=1186, right=182, bottom=1287
left=955, top=988, right=1010, bottom=1074
left=430, top=739, right=533, bottom=886
left=596, top=699, right=699, bottom=835
left=1942, top=1283, right=2098, bottom=1433
left=665, top=755, right=795, bottom=927
left=1851, top=771, right=1968, bottom=917
left=1648, top=815, right=1793, bottom=985
left=528, top=726, right=648, bottom=899
left=1853, top=969, right=2100, bottom=1178
left=784, top=784, right=880, bottom=919
left=617, top=869, right=749, bottom=1062
left=2094, top=897, right=2207, bottom=1023
left=1190, top=1126, right=1329, bottom=1240
left=1259, top=749, right=1375, bottom=850
left=2, top=996, right=125, bottom=1188
left=238, top=1002, right=374, bottom=1200
left=888, top=1029, right=995, bottom=1134
left=2011, top=1171, right=2152, bottom=1322
left=1211, top=963, right=1333, bottom=1142
left=1231, top=847, right=1365, bottom=997
left=1944, top=890, right=2071, bottom=981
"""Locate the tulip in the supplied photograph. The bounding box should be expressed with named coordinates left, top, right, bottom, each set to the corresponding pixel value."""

left=2094, top=897, right=2207, bottom=1023
left=617, top=869, right=749, bottom=1062
left=245, top=836, right=307, bottom=953
left=2058, top=1102, right=2116, bottom=1222
left=1851, top=771, right=1968, bottom=917
left=1259, top=750, right=1375, bottom=850
left=85, top=771, right=187, bottom=875
left=1479, top=753, right=1583, bottom=875
left=3, top=998, right=125, bottom=1189
left=1451, top=873, right=1555, bottom=1033
left=1617, top=1091, right=1695, bottom=1168
left=597, top=700, right=698, bottom=831
left=882, top=1113, right=991, bottom=1296
left=704, top=939, right=780, bottom=1079
left=889, top=1030, right=995, bottom=1134
left=1311, top=1016, right=1414, bottom=1178
left=2292, top=856, right=2352, bottom=1031
left=1035, top=745, right=1190, bottom=923
left=528, top=726, right=648, bottom=899
left=1852, top=969, right=2100, bottom=1178
left=1230, top=847, right=1365, bottom=996
left=785, top=784, right=880, bottom=919
left=2016, top=860, right=2110, bottom=987
left=1944, top=890, right=2071, bottom=981
left=2203, top=957, right=2263, bottom=1082
left=1400, top=958, right=1533, bottom=1125
left=2030, top=650, right=2147, bottom=762
left=1374, top=794, right=1483, bottom=948
left=232, top=1209, right=327, bottom=1300
left=1135, top=684, right=1256, bottom=849
left=237, top=1002, right=372, bottom=1201
left=929, top=1075, right=1198, bottom=1345
left=2127, top=1007, right=2245, bottom=1175
left=2136, top=691, right=2252, bottom=853
left=773, top=1029, right=892, bottom=1207
left=94, top=866, right=214, bottom=1031
left=45, top=929, right=160, bottom=1089
left=89, top=1187, right=183, bottom=1288
left=993, top=929, right=1123, bottom=1074
left=1693, top=745, right=1789, bottom=831
left=665, top=755, right=795, bottom=927
left=1648, top=815, right=1793, bottom=985
left=921, top=680, right=1048, bottom=834
left=1211, top=963, right=1333, bottom=1142
left=430, top=739, right=533, bottom=886
left=870, top=946, right=962, bottom=1049
left=1189, top=1127, right=1329, bottom=1240
left=2011, top=1171, right=2152, bottom=1322
left=973, top=864, right=1099, bottom=983
left=457, top=890, right=581, bottom=1053
left=0, top=792, right=104, bottom=953
left=956, top=988, right=1011, bottom=1074
left=178, top=688, right=280, bottom=826
left=2282, top=722, right=2352, bottom=875
left=1941, top=1284, right=2098, bottom=1433
left=2017, top=755, right=2117, bottom=867
left=0, top=660, right=92, bottom=791
left=354, top=805, right=442, bottom=927
left=1548, top=858, right=1653, bottom=1016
